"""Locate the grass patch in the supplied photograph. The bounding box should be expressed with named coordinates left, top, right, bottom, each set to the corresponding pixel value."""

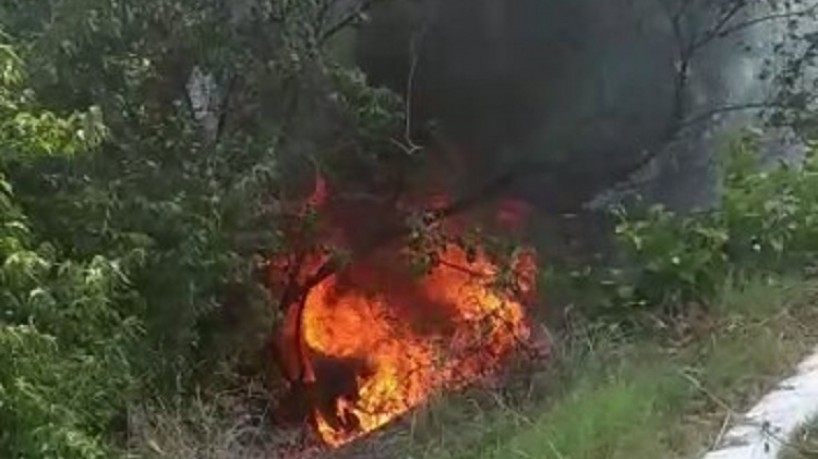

left=500, top=368, right=687, bottom=459
left=397, top=276, right=818, bottom=459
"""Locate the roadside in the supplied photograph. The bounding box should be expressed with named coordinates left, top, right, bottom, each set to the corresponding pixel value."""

left=396, top=276, right=818, bottom=459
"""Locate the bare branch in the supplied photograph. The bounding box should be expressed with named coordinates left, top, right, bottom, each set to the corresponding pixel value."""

left=392, top=25, right=424, bottom=155
left=688, top=0, right=749, bottom=54
left=392, top=1, right=437, bottom=156
left=318, top=0, right=379, bottom=45
left=678, top=100, right=801, bottom=130
left=314, top=0, right=336, bottom=35
left=707, top=2, right=818, bottom=45
left=632, top=0, right=817, bottom=198
left=275, top=158, right=550, bottom=313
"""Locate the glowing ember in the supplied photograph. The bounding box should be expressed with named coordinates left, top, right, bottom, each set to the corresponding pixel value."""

left=301, top=244, right=534, bottom=447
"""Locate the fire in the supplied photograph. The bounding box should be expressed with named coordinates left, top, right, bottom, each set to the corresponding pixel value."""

left=301, top=244, right=534, bottom=447
left=269, top=172, right=539, bottom=447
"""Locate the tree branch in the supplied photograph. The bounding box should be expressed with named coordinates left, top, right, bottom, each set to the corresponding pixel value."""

left=318, top=0, right=379, bottom=45
left=390, top=14, right=428, bottom=155
left=276, top=159, right=549, bottom=311
left=688, top=0, right=748, bottom=54
left=631, top=0, right=814, bottom=196
left=706, top=2, right=818, bottom=46
left=678, top=100, right=798, bottom=129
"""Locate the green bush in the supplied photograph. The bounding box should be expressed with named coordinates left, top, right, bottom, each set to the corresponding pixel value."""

left=580, top=132, right=818, bottom=312
left=0, top=45, right=142, bottom=458
left=721, top=135, right=818, bottom=268
left=0, top=2, right=407, bottom=452
left=613, top=205, right=729, bottom=308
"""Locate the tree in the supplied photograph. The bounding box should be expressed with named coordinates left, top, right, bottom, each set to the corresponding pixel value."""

left=0, top=42, right=141, bottom=459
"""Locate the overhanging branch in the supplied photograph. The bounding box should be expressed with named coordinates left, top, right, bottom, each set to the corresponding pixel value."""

left=318, top=0, right=380, bottom=45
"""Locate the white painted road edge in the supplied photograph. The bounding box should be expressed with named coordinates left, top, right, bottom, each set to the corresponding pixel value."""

left=703, top=345, right=818, bottom=459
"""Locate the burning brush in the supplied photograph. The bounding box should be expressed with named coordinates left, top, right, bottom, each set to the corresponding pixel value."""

left=267, top=173, right=545, bottom=448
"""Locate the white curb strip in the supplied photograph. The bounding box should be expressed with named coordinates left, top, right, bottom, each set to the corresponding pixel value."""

left=703, top=345, right=818, bottom=459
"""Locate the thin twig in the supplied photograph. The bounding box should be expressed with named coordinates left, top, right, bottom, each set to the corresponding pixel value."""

left=391, top=0, right=436, bottom=156
left=712, top=411, right=732, bottom=450
left=678, top=369, right=739, bottom=415
left=711, top=2, right=818, bottom=46
left=393, top=31, right=423, bottom=155
left=318, top=0, right=378, bottom=45
left=689, top=0, right=749, bottom=54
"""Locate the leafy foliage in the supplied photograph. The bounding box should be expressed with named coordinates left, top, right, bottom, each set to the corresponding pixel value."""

left=0, top=46, right=140, bottom=458
left=0, top=0, right=412, bottom=456
left=583, top=131, right=818, bottom=312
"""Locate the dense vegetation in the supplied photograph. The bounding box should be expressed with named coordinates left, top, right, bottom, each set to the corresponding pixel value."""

left=559, top=133, right=818, bottom=316
left=4, top=1, right=818, bottom=458
left=0, top=1, right=402, bottom=456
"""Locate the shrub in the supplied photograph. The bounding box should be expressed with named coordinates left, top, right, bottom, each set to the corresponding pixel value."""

left=578, top=131, right=818, bottom=313
left=0, top=46, right=142, bottom=458
left=612, top=205, right=729, bottom=308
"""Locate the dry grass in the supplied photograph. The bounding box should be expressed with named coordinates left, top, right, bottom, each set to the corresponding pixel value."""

left=124, top=384, right=286, bottom=459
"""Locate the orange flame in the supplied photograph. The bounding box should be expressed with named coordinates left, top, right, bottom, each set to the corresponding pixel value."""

left=301, top=244, right=535, bottom=447
left=269, top=172, right=540, bottom=447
